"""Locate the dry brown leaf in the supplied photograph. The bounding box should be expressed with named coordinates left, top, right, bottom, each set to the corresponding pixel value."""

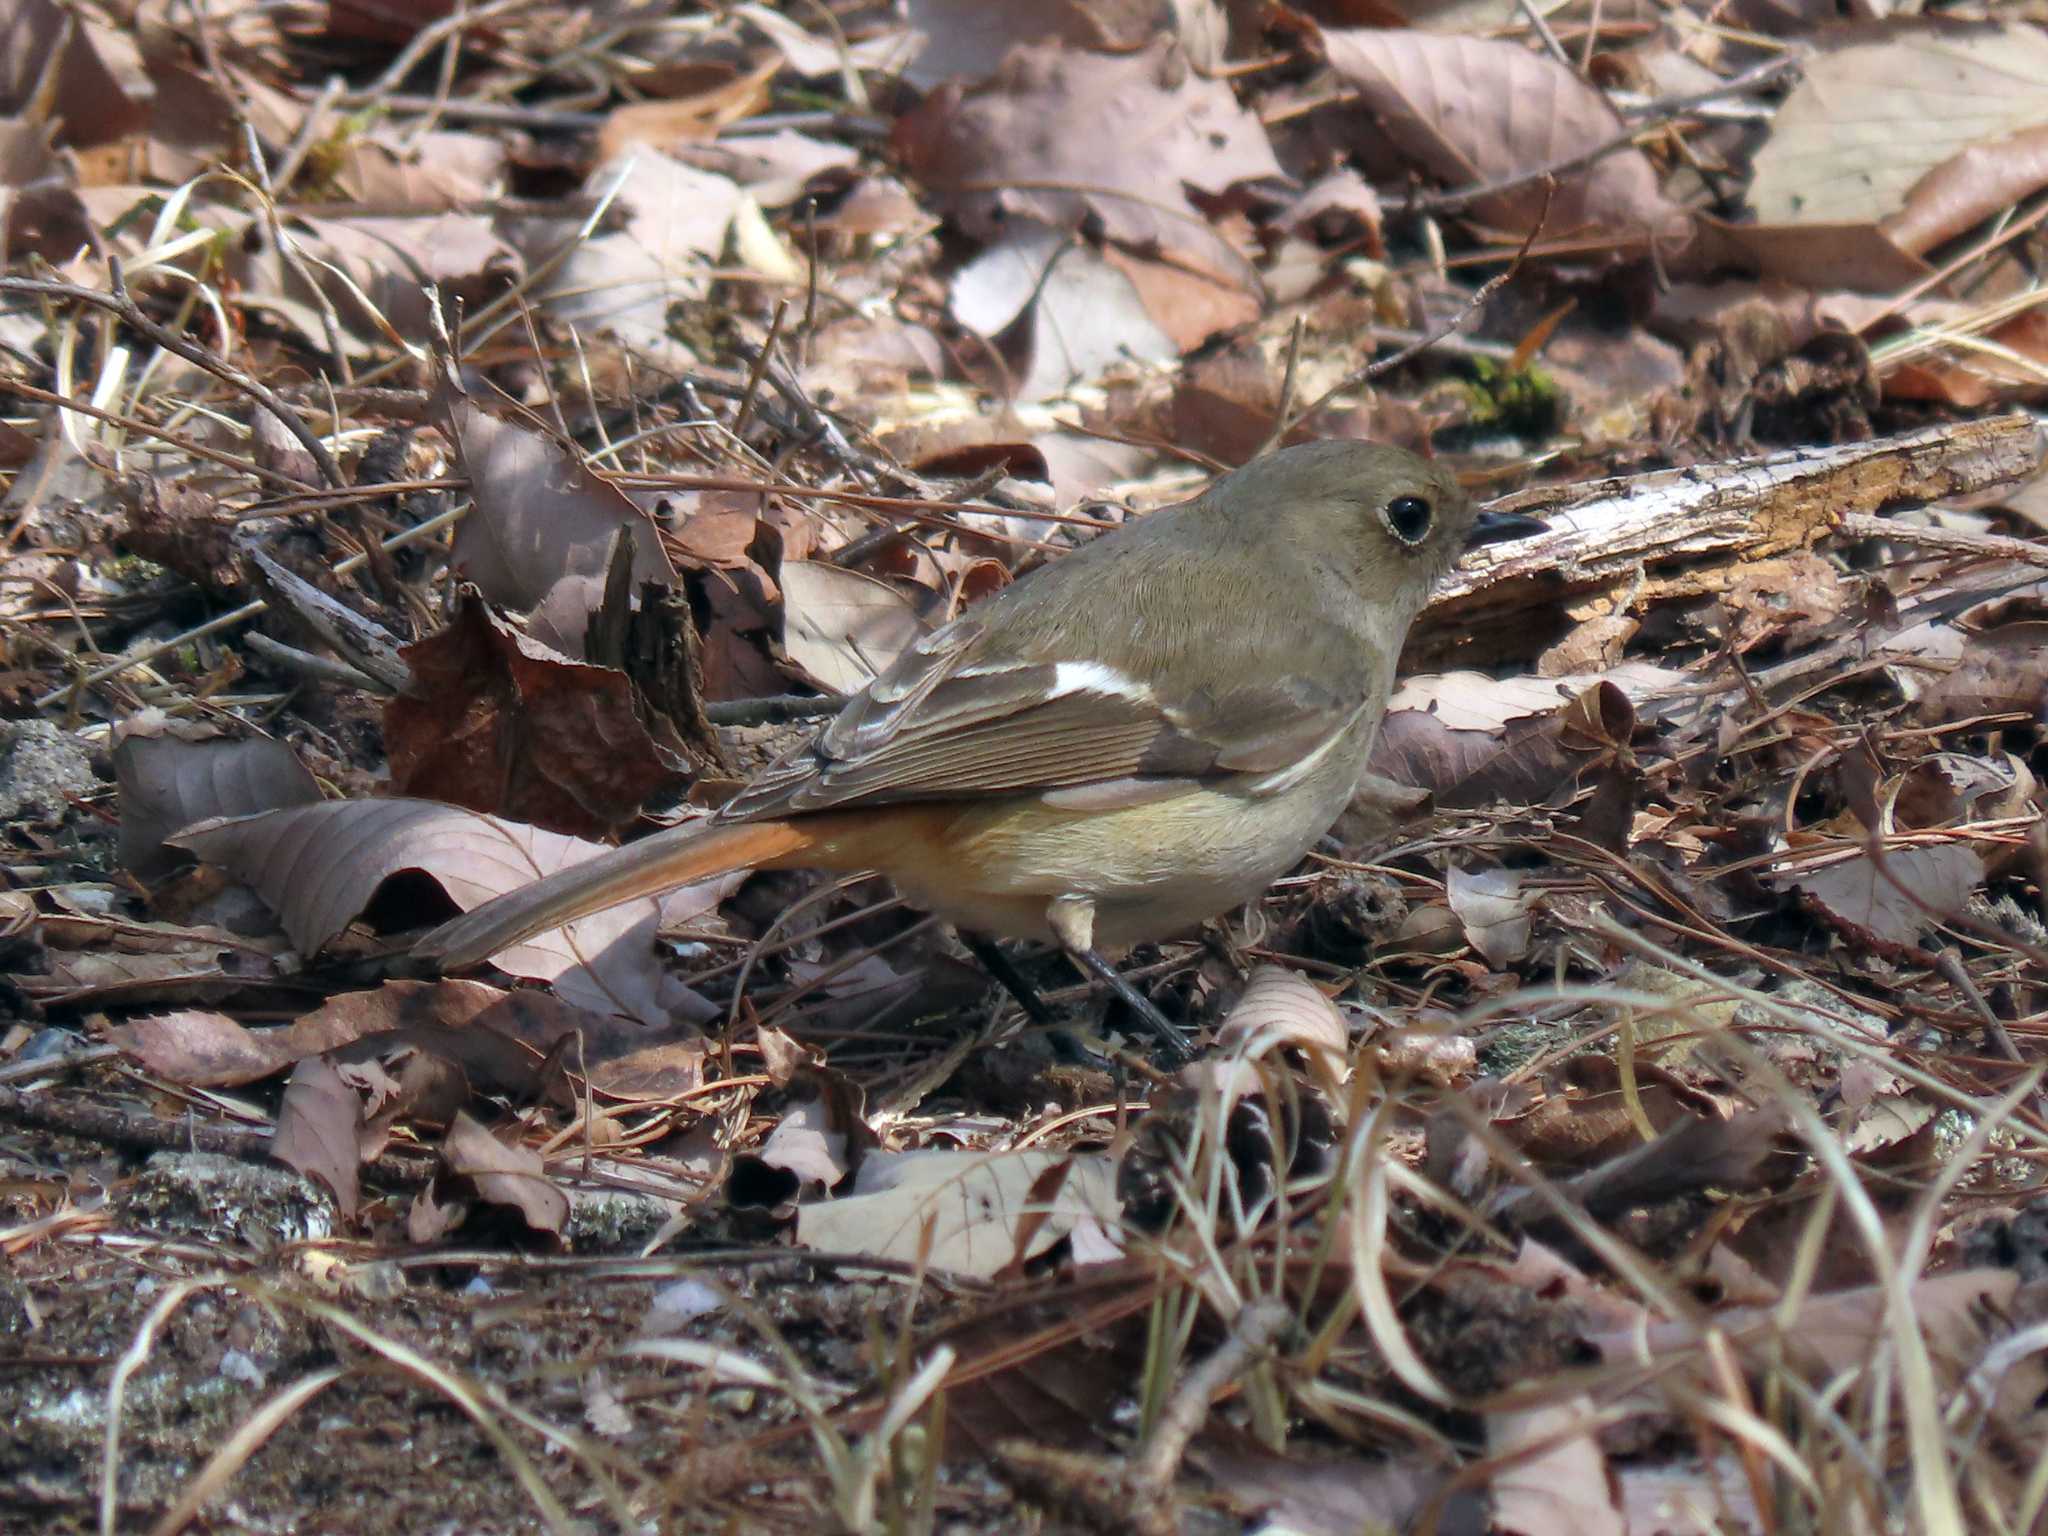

left=899, top=0, right=1199, bottom=91
left=436, top=382, right=679, bottom=653
left=518, top=149, right=741, bottom=371
left=1911, top=621, right=2048, bottom=722
left=1683, top=215, right=1930, bottom=293
left=950, top=220, right=1180, bottom=399
left=0, top=0, right=151, bottom=147
left=439, top=1110, right=568, bottom=1240
left=16, top=943, right=264, bottom=1011
left=895, top=38, right=1278, bottom=288
left=1371, top=675, right=1645, bottom=808
left=1774, top=843, right=1986, bottom=954
left=1749, top=28, right=2048, bottom=237
left=169, top=799, right=737, bottom=1026
left=1887, top=123, right=2048, bottom=257
left=228, top=211, right=519, bottom=358
left=1212, top=965, right=1349, bottom=1096
left=1100, top=244, right=1261, bottom=354
left=387, top=592, right=685, bottom=838
left=1445, top=866, right=1532, bottom=967
left=1320, top=30, right=1684, bottom=244
left=114, top=711, right=321, bottom=880
left=1190, top=1442, right=1449, bottom=1536
left=752, top=1086, right=857, bottom=1193
left=110, top=977, right=700, bottom=1106
left=778, top=559, right=929, bottom=692
left=596, top=57, right=780, bottom=160
left=794, top=1149, right=1121, bottom=1278
left=105, top=1007, right=285, bottom=1087
left=1487, top=1398, right=1624, bottom=1536
left=675, top=128, right=859, bottom=209
left=0, top=115, right=87, bottom=263
left=273, top=1054, right=364, bottom=1217
left=330, top=127, right=507, bottom=210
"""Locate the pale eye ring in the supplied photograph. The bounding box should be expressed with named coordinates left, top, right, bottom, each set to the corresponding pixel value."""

left=1384, top=494, right=1433, bottom=545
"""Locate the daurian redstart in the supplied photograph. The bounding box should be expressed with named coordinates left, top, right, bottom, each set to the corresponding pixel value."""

left=419, top=442, right=1541, bottom=1053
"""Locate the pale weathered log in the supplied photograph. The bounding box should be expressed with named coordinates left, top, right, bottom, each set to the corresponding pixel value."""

left=1413, top=412, right=2044, bottom=667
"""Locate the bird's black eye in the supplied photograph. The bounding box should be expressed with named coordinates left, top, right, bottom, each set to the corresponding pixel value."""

left=1384, top=494, right=1433, bottom=545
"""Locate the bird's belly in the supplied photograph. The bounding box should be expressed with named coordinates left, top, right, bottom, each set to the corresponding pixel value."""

left=888, top=777, right=1352, bottom=947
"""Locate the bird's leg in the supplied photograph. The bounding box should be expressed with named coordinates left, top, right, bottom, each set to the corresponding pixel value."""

left=961, top=933, right=1055, bottom=1026
left=1047, top=896, right=1191, bottom=1066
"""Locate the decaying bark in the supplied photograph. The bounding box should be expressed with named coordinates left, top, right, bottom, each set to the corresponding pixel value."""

left=1413, top=413, right=2044, bottom=667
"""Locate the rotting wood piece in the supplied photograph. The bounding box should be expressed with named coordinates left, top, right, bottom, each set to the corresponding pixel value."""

left=1409, top=413, right=2044, bottom=669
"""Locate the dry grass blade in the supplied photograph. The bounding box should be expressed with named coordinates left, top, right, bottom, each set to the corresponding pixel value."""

left=261, top=1289, right=601, bottom=1536
left=147, top=1366, right=349, bottom=1536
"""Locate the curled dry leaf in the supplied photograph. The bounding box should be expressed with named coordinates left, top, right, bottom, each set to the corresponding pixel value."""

left=1212, top=964, right=1350, bottom=1097
left=387, top=592, right=685, bottom=838
left=169, top=798, right=736, bottom=1025
left=1748, top=28, right=2048, bottom=239
left=435, top=379, right=678, bottom=653
left=1373, top=674, right=1650, bottom=808
left=729, top=1060, right=874, bottom=1210
left=273, top=1053, right=364, bottom=1217
left=114, top=710, right=321, bottom=880
left=1320, top=30, right=1685, bottom=244
left=793, top=1148, right=1120, bottom=1279
left=1445, top=866, right=1533, bottom=967
left=1774, top=843, right=1985, bottom=955
left=437, top=1110, right=569, bottom=1241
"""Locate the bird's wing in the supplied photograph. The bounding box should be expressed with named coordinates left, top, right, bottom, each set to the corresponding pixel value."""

left=721, top=610, right=1372, bottom=821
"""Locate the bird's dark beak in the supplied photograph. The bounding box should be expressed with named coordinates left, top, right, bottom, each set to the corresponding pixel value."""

left=1467, top=509, right=1546, bottom=548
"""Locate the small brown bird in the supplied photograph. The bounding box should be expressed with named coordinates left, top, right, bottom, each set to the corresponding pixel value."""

left=419, top=442, right=1540, bottom=1055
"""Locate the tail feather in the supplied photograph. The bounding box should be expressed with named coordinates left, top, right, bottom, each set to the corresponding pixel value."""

left=419, top=817, right=821, bottom=969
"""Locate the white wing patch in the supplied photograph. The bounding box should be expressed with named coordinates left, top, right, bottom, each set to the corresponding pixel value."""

left=1050, top=660, right=1153, bottom=701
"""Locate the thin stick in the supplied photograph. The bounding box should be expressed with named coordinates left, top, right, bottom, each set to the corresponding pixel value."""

left=1402, top=54, right=1798, bottom=217
left=730, top=299, right=790, bottom=443
left=1253, top=313, right=1308, bottom=460
left=1838, top=512, right=2048, bottom=571
left=33, top=502, right=466, bottom=711
left=0, top=378, right=315, bottom=491
left=1279, top=190, right=1548, bottom=437
left=0, top=269, right=342, bottom=486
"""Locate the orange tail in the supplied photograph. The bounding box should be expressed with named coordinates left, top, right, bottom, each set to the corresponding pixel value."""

left=419, top=814, right=865, bottom=970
